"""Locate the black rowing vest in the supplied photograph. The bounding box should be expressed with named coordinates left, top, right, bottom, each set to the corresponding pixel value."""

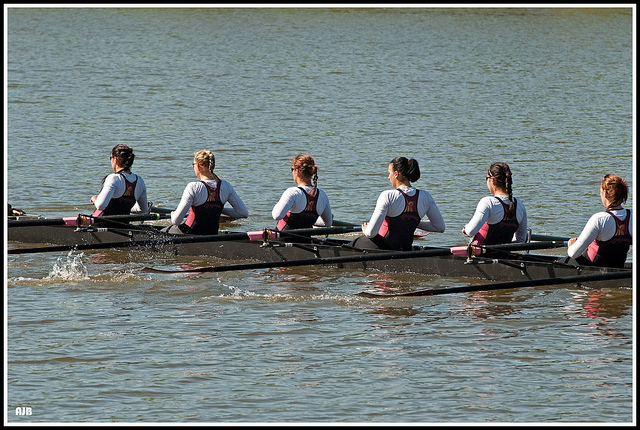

left=586, top=209, right=632, bottom=268
left=377, top=189, right=421, bottom=251
left=472, top=198, right=519, bottom=246
left=276, top=187, right=319, bottom=231
left=96, top=173, right=138, bottom=216
left=182, top=181, right=225, bottom=235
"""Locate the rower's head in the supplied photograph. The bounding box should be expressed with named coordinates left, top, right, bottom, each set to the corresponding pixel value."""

left=486, top=162, right=512, bottom=191
left=194, top=149, right=215, bottom=173
left=601, top=174, right=628, bottom=210
left=389, top=157, right=420, bottom=184
left=487, top=162, right=516, bottom=219
left=291, top=154, right=318, bottom=190
left=111, top=144, right=135, bottom=171
left=193, top=149, right=220, bottom=181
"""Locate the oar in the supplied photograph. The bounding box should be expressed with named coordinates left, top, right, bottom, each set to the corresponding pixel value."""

left=331, top=219, right=359, bottom=227
left=330, top=219, right=430, bottom=240
left=150, top=206, right=237, bottom=223
left=155, top=207, right=356, bottom=229
left=8, top=232, right=252, bottom=255
left=355, top=270, right=632, bottom=297
left=150, top=206, right=173, bottom=214
left=275, top=225, right=361, bottom=237
left=7, top=225, right=362, bottom=255
left=529, top=234, right=571, bottom=242
left=8, top=213, right=169, bottom=227
left=142, top=240, right=567, bottom=274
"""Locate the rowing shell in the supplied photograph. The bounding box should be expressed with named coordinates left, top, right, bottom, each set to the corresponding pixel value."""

left=8, top=216, right=632, bottom=289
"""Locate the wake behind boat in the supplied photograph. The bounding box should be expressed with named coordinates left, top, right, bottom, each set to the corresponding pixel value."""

left=7, top=212, right=632, bottom=291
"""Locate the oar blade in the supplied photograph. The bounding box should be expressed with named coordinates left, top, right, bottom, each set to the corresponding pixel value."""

left=141, top=266, right=217, bottom=274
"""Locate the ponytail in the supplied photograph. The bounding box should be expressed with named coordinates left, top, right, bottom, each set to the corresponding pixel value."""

left=292, top=154, right=318, bottom=196
left=504, top=169, right=516, bottom=220
left=488, top=162, right=516, bottom=220
left=111, top=144, right=135, bottom=171
left=601, top=174, right=628, bottom=210
left=390, top=156, right=421, bottom=183
left=311, top=165, right=318, bottom=196
left=194, top=149, right=221, bottom=182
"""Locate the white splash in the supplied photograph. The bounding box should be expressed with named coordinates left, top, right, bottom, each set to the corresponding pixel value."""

left=47, top=251, right=89, bottom=281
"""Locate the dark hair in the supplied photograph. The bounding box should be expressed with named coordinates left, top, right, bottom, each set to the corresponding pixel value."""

left=601, top=174, right=628, bottom=210
left=111, top=144, right=135, bottom=170
left=488, top=162, right=516, bottom=220
left=390, top=156, right=420, bottom=183
left=292, top=154, right=318, bottom=195
left=101, top=144, right=135, bottom=184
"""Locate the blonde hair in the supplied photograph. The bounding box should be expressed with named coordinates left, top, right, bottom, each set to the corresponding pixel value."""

left=194, top=150, right=220, bottom=181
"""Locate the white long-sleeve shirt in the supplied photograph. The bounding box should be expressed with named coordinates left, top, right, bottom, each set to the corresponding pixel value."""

left=567, top=208, right=633, bottom=258
left=93, top=172, right=148, bottom=214
left=272, top=185, right=332, bottom=227
left=171, top=179, right=248, bottom=225
left=364, top=186, right=445, bottom=237
left=463, top=195, right=528, bottom=243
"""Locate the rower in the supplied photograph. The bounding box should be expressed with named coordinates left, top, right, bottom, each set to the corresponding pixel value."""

left=462, top=162, right=528, bottom=249
left=162, top=149, right=248, bottom=235
left=8, top=204, right=26, bottom=217
left=348, top=156, right=445, bottom=251
left=90, top=144, right=149, bottom=218
left=272, top=154, right=332, bottom=231
left=566, top=174, right=632, bottom=268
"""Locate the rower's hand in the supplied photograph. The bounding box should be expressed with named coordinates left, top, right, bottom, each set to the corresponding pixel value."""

left=362, top=222, right=368, bottom=232
left=461, top=227, right=469, bottom=237
left=567, top=237, right=578, bottom=248
left=90, top=195, right=98, bottom=205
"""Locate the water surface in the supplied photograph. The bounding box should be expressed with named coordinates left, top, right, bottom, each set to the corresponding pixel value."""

left=5, top=6, right=634, bottom=424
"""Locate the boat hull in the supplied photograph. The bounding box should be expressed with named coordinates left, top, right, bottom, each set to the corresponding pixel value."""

left=8, top=222, right=168, bottom=245
left=8, top=222, right=632, bottom=289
